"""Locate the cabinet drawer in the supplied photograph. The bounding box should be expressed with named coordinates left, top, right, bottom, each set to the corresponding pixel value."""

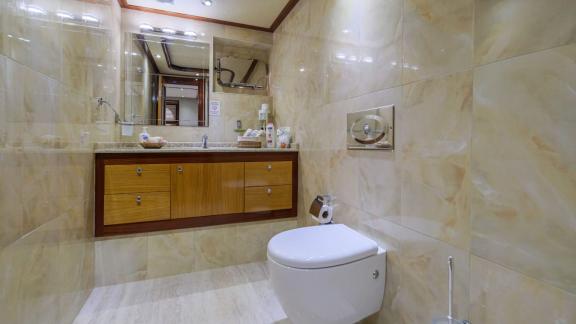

left=245, top=161, right=292, bottom=187
left=245, top=185, right=292, bottom=212
left=105, top=164, right=170, bottom=194
left=104, top=192, right=170, bottom=225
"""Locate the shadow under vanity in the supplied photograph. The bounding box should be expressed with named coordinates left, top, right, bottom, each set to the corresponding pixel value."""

left=95, top=149, right=298, bottom=236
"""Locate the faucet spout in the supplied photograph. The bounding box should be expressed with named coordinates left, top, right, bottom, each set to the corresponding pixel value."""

left=202, top=134, right=208, bottom=149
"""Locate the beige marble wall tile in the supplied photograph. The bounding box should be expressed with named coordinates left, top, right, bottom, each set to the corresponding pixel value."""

left=3, top=0, right=63, bottom=81
left=323, top=0, right=403, bottom=103
left=146, top=230, right=196, bottom=279
left=403, top=0, right=473, bottom=83
left=470, top=256, right=576, bottom=324
left=364, top=219, right=470, bottom=324
left=194, top=224, right=239, bottom=271
left=475, top=0, right=576, bottom=65
left=471, top=44, right=576, bottom=293
left=400, top=71, right=472, bottom=249
left=96, top=236, right=148, bottom=286
left=273, top=0, right=576, bottom=323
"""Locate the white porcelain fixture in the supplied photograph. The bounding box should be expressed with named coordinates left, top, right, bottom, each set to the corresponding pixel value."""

left=268, top=224, right=386, bottom=324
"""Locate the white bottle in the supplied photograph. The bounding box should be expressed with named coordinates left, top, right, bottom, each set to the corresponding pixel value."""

left=139, top=126, right=150, bottom=142
left=266, top=122, right=276, bottom=148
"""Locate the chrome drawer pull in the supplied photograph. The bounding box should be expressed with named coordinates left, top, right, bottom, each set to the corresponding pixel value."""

left=267, top=188, right=272, bottom=195
left=136, top=167, right=143, bottom=176
left=136, top=195, right=142, bottom=205
left=267, top=164, right=272, bottom=171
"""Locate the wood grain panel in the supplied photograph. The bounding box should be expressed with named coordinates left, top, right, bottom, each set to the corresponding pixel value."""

left=245, top=185, right=292, bottom=212
left=104, top=192, right=170, bottom=225
left=105, top=164, right=170, bottom=194
left=171, top=163, right=245, bottom=218
left=245, top=161, right=292, bottom=187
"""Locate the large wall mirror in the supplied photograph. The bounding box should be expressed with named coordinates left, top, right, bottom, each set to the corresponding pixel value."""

left=124, top=33, right=209, bottom=127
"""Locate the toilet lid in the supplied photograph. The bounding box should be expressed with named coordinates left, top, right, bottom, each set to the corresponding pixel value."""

left=267, top=224, right=378, bottom=269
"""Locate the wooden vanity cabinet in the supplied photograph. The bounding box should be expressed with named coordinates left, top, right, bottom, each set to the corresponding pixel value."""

left=171, top=163, right=245, bottom=218
left=95, top=151, right=298, bottom=237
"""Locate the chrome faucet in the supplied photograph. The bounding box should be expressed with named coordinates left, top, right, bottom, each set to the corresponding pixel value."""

left=202, top=134, right=208, bottom=149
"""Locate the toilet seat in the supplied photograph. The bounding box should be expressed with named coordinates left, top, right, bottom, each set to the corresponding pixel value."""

left=267, top=224, right=378, bottom=269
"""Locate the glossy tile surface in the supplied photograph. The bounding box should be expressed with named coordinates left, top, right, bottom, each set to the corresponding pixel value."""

left=95, top=220, right=297, bottom=286
left=474, top=0, right=576, bottom=65
left=271, top=0, right=576, bottom=323
left=471, top=43, right=576, bottom=293
left=0, top=0, right=121, bottom=322
left=75, top=262, right=288, bottom=324
left=403, top=0, right=474, bottom=83
left=469, top=256, right=576, bottom=324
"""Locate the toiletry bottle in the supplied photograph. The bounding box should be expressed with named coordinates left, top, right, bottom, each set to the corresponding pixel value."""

left=139, top=126, right=150, bottom=142
left=266, top=122, right=276, bottom=148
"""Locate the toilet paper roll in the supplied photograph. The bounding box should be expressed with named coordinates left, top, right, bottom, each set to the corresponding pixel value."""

left=315, top=205, right=333, bottom=224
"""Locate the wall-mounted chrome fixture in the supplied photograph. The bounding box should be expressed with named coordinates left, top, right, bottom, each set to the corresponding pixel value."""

left=347, top=105, right=394, bottom=150
left=96, top=97, right=124, bottom=124
left=139, top=24, right=200, bottom=40
left=201, top=0, right=214, bottom=6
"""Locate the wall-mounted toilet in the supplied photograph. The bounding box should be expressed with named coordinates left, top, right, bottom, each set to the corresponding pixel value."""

left=267, top=224, right=386, bottom=324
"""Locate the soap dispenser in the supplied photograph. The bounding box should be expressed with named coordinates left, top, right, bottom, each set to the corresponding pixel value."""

left=139, top=126, right=150, bottom=142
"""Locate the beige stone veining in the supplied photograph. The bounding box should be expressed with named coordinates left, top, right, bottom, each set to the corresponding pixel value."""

left=272, top=0, right=576, bottom=323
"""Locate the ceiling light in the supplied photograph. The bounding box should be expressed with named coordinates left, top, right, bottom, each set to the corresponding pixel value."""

left=335, top=53, right=346, bottom=60
left=82, top=15, right=99, bottom=23
left=362, top=56, right=373, bottom=63
left=161, top=28, right=176, bottom=34
left=342, top=29, right=350, bottom=34
left=195, top=73, right=200, bottom=76
left=299, top=67, right=306, bottom=72
left=347, top=55, right=357, bottom=62
left=201, top=0, right=213, bottom=6
left=139, top=24, right=154, bottom=31
left=200, top=32, right=206, bottom=36
left=18, top=37, right=31, bottom=43
left=156, top=54, right=162, bottom=59
left=184, top=31, right=197, bottom=37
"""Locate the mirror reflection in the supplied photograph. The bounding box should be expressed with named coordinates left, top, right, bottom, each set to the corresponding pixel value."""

left=213, top=37, right=270, bottom=96
left=124, top=33, right=209, bottom=127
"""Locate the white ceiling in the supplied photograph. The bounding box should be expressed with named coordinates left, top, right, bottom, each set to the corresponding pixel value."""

left=126, top=0, right=290, bottom=29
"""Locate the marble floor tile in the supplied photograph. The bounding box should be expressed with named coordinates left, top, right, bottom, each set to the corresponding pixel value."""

left=74, top=262, right=288, bottom=324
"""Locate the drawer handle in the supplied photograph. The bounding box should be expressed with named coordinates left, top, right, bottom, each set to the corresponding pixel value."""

left=177, top=166, right=183, bottom=174
left=266, top=188, right=272, bottom=195
left=136, top=167, right=143, bottom=176
left=136, top=195, right=142, bottom=205
left=267, top=164, right=272, bottom=171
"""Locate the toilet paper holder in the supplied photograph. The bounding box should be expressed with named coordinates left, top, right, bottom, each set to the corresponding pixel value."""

left=309, top=195, right=334, bottom=224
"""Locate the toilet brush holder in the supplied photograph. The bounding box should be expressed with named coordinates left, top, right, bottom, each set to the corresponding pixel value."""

left=432, top=256, right=471, bottom=324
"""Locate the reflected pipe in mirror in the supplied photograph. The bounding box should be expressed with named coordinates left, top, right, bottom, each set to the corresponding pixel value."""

left=125, top=32, right=210, bottom=127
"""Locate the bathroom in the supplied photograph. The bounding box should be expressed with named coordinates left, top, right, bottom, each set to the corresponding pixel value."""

left=0, top=0, right=575, bottom=323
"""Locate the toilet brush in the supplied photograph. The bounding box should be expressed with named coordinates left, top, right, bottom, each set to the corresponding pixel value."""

left=432, top=256, right=470, bottom=324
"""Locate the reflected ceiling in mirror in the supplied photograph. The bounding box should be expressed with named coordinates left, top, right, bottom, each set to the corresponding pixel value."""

left=124, top=33, right=210, bottom=127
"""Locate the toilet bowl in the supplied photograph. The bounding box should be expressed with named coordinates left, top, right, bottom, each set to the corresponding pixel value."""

left=267, top=224, right=386, bottom=324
